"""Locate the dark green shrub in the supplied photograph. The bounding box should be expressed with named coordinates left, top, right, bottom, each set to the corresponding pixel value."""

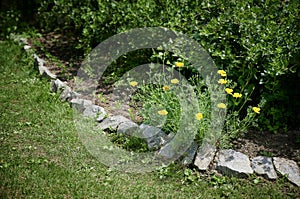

left=37, top=0, right=300, bottom=131
left=0, top=0, right=42, bottom=38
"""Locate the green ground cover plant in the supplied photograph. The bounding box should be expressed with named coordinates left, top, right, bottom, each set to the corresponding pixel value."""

left=127, top=52, right=262, bottom=148
left=36, top=0, right=300, bottom=132
left=0, top=39, right=299, bottom=199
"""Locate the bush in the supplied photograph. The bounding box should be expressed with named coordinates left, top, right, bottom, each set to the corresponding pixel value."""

left=0, top=0, right=42, bottom=38
left=37, top=0, right=300, bottom=131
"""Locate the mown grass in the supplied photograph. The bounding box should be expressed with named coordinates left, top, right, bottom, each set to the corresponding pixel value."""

left=0, top=40, right=299, bottom=198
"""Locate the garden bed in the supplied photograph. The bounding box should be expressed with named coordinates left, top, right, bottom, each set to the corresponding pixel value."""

left=26, top=31, right=300, bottom=167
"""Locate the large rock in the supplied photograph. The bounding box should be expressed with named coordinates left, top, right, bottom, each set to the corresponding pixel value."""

left=139, top=124, right=168, bottom=150
left=194, top=143, right=217, bottom=171
left=60, top=86, right=80, bottom=101
left=83, top=105, right=106, bottom=122
left=157, top=139, right=196, bottom=163
left=50, top=79, right=68, bottom=93
left=70, top=98, right=93, bottom=112
left=273, top=157, right=300, bottom=186
left=33, top=54, right=56, bottom=79
left=117, top=120, right=139, bottom=135
left=98, top=115, right=132, bottom=131
left=215, top=149, right=253, bottom=177
left=252, top=156, right=277, bottom=179
left=180, top=141, right=198, bottom=165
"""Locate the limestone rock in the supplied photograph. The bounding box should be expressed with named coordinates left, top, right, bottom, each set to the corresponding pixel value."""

left=180, top=141, right=198, bottom=165
left=215, top=149, right=253, bottom=177
left=157, top=142, right=177, bottom=160
left=98, top=115, right=132, bottom=131
left=158, top=140, right=196, bottom=162
left=252, top=156, right=277, bottom=179
left=60, top=87, right=80, bottom=101
left=273, top=157, right=300, bottom=186
left=117, top=120, right=139, bottom=135
left=83, top=105, right=106, bottom=122
left=194, top=143, right=216, bottom=171
left=50, top=79, right=67, bottom=93
left=43, top=67, right=57, bottom=79
left=24, top=45, right=31, bottom=50
left=33, top=54, right=56, bottom=79
left=70, top=98, right=93, bottom=112
left=139, top=124, right=168, bottom=150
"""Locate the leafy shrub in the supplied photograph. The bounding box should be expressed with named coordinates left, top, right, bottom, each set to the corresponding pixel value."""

left=38, top=0, right=300, bottom=131
left=0, top=10, right=22, bottom=38
left=0, top=0, right=42, bottom=38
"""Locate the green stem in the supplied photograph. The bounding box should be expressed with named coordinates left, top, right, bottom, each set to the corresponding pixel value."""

left=237, top=85, right=255, bottom=113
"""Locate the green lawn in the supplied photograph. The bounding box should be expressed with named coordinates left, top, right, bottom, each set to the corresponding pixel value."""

left=0, top=40, right=298, bottom=198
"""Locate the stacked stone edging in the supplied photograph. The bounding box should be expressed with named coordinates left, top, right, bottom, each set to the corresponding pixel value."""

left=14, top=36, right=300, bottom=187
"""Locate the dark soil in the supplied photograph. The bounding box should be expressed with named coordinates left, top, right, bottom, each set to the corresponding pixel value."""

left=28, top=31, right=300, bottom=166
left=28, top=31, right=83, bottom=80
left=233, top=130, right=300, bottom=166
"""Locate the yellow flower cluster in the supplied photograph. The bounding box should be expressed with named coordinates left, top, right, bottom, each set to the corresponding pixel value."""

left=158, top=110, right=168, bottom=115
left=218, top=79, right=227, bottom=84
left=217, top=103, right=227, bottom=109
left=253, top=107, right=261, bottom=114
left=217, top=70, right=227, bottom=86
left=130, top=81, right=138, bottom=87
left=161, top=79, right=179, bottom=92
left=225, top=88, right=233, bottom=94
left=171, top=78, right=179, bottom=84
left=217, top=70, right=227, bottom=77
left=175, top=62, right=184, bottom=68
left=162, top=85, right=169, bottom=91
left=216, top=70, right=261, bottom=114
left=233, top=93, right=242, bottom=98
left=195, top=113, right=203, bottom=120
left=217, top=70, right=242, bottom=98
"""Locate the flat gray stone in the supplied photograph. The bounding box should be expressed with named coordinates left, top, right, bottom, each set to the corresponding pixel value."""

left=83, top=105, right=106, bottom=122
left=51, top=79, right=68, bottom=93
left=43, top=67, right=57, bottom=79
left=98, top=115, right=132, bottom=131
left=17, top=37, right=29, bottom=45
left=117, top=121, right=139, bottom=135
left=180, top=141, right=198, bottom=165
left=215, top=149, right=253, bottom=177
left=157, top=139, right=195, bottom=162
left=60, top=86, right=80, bottom=101
left=70, top=98, right=93, bottom=112
left=139, top=124, right=168, bottom=150
left=24, top=45, right=31, bottom=50
left=157, top=142, right=177, bottom=160
left=273, top=157, right=300, bottom=186
left=60, top=86, right=72, bottom=101
left=252, top=156, right=277, bottom=179
left=33, top=54, right=56, bottom=79
left=194, top=143, right=216, bottom=170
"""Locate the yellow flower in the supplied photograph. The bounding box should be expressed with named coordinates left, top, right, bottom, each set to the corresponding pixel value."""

left=232, top=93, right=242, bottom=98
left=195, top=113, right=203, bottom=121
left=171, top=78, right=179, bottom=84
left=217, top=70, right=227, bottom=77
left=175, top=62, right=184, bottom=68
left=158, top=110, right=168, bottom=115
left=218, top=79, right=227, bottom=84
left=162, top=85, right=169, bottom=91
left=253, top=107, right=261, bottom=114
left=225, top=88, right=233, bottom=95
left=217, top=103, right=227, bottom=109
left=129, top=81, right=138, bottom=87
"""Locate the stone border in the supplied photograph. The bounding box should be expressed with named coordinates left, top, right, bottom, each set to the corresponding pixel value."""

left=14, top=36, right=300, bottom=187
